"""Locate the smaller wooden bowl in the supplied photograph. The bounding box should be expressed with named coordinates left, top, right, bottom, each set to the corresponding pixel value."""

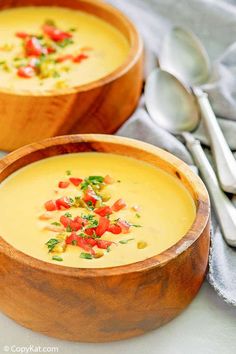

left=0, top=0, right=143, bottom=151
left=0, top=134, right=210, bottom=342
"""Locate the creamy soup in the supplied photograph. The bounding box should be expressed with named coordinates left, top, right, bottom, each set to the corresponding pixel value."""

left=0, top=6, right=129, bottom=91
left=0, top=153, right=196, bottom=268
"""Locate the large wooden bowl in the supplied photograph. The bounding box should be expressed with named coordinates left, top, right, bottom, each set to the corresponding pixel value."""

left=0, top=134, right=210, bottom=342
left=0, top=0, right=143, bottom=151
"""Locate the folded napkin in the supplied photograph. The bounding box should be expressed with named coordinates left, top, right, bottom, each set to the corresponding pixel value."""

left=108, top=0, right=236, bottom=305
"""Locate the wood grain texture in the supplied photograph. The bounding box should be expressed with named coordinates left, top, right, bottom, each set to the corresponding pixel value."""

left=0, top=0, right=143, bottom=151
left=0, top=134, right=210, bottom=342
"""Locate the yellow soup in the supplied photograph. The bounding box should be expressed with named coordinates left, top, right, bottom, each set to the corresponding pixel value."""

left=0, top=153, right=196, bottom=268
left=0, top=6, right=129, bottom=91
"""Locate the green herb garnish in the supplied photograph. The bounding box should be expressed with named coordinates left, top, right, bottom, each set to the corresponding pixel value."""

left=64, top=212, right=72, bottom=218
left=66, top=170, right=71, bottom=176
left=135, top=213, right=141, bottom=218
left=66, top=226, right=72, bottom=232
left=81, top=176, right=104, bottom=190
left=57, top=38, right=74, bottom=48
left=82, top=214, right=95, bottom=221
left=80, top=252, right=93, bottom=260
left=52, top=71, right=60, bottom=78
left=52, top=255, right=63, bottom=262
left=130, top=224, right=142, bottom=228
left=86, top=219, right=99, bottom=229
left=119, top=239, right=134, bottom=244
left=46, top=238, right=59, bottom=252
left=51, top=221, right=61, bottom=226
left=45, top=19, right=56, bottom=26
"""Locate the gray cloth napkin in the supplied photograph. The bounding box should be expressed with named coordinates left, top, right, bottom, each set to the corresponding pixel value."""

left=108, top=0, right=236, bottom=305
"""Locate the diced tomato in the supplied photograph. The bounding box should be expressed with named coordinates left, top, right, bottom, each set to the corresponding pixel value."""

left=56, top=54, right=73, bottom=63
left=95, top=206, right=112, bottom=217
left=69, top=177, right=83, bottom=186
left=56, top=197, right=71, bottom=210
left=104, top=175, right=114, bottom=184
left=73, top=53, right=89, bottom=63
left=60, top=215, right=71, bottom=227
left=117, top=220, right=130, bottom=234
left=95, top=216, right=110, bottom=237
left=96, top=240, right=112, bottom=249
left=17, top=66, right=35, bottom=78
left=70, top=220, right=82, bottom=231
left=108, top=224, right=122, bottom=234
left=112, top=198, right=127, bottom=212
left=46, top=46, right=56, bottom=54
left=66, top=232, right=79, bottom=245
left=44, top=199, right=57, bottom=211
left=77, top=237, right=95, bottom=254
left=83, top=189, right=99, bottom=205
left=74, top=216, right=87, bottom=226
left=16, top=32, right=29, bottom=39
left=85, top=238, right=97, bottom=247
left=42, top=24, right=72, bottom=42
left=25, top=37, right=43, bottom=57
left=85, top=228, right=96, bottom=236
left=58, top=181, right=70, bottom=189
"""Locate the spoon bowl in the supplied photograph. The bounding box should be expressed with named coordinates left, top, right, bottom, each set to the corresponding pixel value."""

left=159, top=26, right=210, bottom=86
left=144, top=68, right=200, bottom=133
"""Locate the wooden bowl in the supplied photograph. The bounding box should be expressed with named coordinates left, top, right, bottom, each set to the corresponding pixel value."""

left=0, top=134, right=210, bottom=342
left=0, top=0, right=143, bottom=151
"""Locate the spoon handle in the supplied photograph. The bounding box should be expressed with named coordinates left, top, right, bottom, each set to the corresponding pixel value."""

left=193, top=87, right=236, bottom=194
left=183, top=132, right=236, bottom=247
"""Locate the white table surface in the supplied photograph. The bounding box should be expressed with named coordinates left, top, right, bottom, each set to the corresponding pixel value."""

left=1, top=281, right=236, bottom=354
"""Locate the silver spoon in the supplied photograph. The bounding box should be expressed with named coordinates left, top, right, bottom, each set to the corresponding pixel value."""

left=159, top=26, right=236, bottom=194
left=145, top=68, right=236, bottom=247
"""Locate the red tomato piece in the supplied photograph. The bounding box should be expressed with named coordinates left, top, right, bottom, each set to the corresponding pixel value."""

left=85, top=238, right=97, bottom=247
left=46, top=46, right=56, bottom=54
left=112, top=198, right=127, bottom=212
left=96, top=240, right=112, bottom=249
left=95, top=217, right=110, bottom=237
left=84, top=228, right=94, bottom=236
left=16, top=32, right=29, bottom=39
left=56, top=197, right=71, bottom=210
left=83, top=189, right=99, bottom=205
left=117, top=220, right=130, bottom=234
left=74, top=216, right=87, bottom=226
left=17, top=66, right=35, bottom=78
left=66, top=232, right=79, bottom=245
left=58, top=181, right=70, bottom=189
left=73, top=53, right=89, bottom=63
left=44, top=199, right=57, bottom=211
left=25, top=37, right=43, bottom=57
left=56, top=54, right=73, bottom=63
left=60, top=215, right=71, bottom=228
left=70, top=220, right=82, bottom=232
left=95, top=206, right=112, bottom=217
left=108, top=224, right=122, bottom=234
left=69, top=177, right=83, bottom=186
left=42, top=24, right=72, bottom=42
left=77, top=237, right=95, bottom=254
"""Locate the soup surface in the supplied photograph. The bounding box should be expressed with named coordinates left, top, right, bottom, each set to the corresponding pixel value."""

left=0, top=153, right=196, bottom=268
left=0, top=6, right=129, bottom=91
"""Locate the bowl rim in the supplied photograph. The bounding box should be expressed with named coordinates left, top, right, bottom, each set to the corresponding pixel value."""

left=0, top=0, right=143, bottom=97
left=0, top=134, right=210, bottom=277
